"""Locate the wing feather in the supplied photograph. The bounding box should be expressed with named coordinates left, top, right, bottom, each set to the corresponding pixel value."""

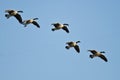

left=32, top=21, right=40, bottom=28
left=14, top=14, right=22, bottom=23
left=90, top=50, right=97, bottom=54
left=74, top=45, right=80, bottom=53
left=62, top=26, right=69, bottom=33
left=99, top=54, right=108, bottom=62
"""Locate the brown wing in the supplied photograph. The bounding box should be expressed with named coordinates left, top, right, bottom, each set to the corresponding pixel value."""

left=90, top=50, right=97, bottom=54
left=66, top=42, right=73, bottom=45
left=52, top=23, right=60, bottom=28
left=32, top=21, right=40, bottom=28
left=62, top=26, right=69, bottom=33
left=14, top=13, right=22, bottom=23
left=74, top=45, right=80, bottom=53
left=99, top=54, right=108, bottom=62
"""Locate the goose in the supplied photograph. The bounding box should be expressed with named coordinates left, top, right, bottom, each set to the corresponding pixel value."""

left=88, top=50, right=108, bottom=62
left=51, top=23, right=69, bottom=33
left=22, top=18, right=40, bottom=28
left=5, top=9, right=23, bottom=23
left=65, top=41, right=80, bottom=53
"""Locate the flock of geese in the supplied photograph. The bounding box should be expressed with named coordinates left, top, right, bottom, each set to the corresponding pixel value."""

left=5, top=9, right=108, bottom=62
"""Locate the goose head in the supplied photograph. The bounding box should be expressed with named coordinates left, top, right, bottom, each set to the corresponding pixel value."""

left=100, top=51, right=105, bottom=53
left=76, top=41, right=80, bottom=43
left=17, top=11, right=23, bottom=13
left=33, top=18, right=39, bottom=20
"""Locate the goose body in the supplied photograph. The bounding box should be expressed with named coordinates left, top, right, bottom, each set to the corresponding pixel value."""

left=22, top=18, right=40, bottom=28
left=51, top=23, right=69, bottom=33
left=88, top=50, right=108, bottom=62
left=5, top=9, right=23, bottom=23
left=65, top=41, right=80, bottom=53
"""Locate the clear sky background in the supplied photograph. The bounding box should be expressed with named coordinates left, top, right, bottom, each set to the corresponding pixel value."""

left=0, top=0, right=120, bottom=80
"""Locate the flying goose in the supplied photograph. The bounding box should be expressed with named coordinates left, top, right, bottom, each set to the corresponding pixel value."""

left=65, top=41, right=80, bottom=53
left=88, top=50, right=108, bottom=62
left=22, top=18, right=40, bottom=28
left=51, top=23, right=69, bottom=33
left=5, top=9, right=23, bottom=23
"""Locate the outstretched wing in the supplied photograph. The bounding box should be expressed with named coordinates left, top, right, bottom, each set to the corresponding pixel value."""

left=32, top=21, right=40, bottom=28
left=52, top=23, right=60, bottom=28
left=14, top=13, right=22, bottom=23
left=74, top=45, right=80, bottom=53
left=99, top=54, right=108, bottom=62
left=66, top=42, right=73, bottom=45
left=62, top=26, right=69, bottom=33
left=88, top=50, right=98, bottom=54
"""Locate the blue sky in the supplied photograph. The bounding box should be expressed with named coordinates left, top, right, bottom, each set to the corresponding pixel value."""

left=0, top=0, right=120, bottom=80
